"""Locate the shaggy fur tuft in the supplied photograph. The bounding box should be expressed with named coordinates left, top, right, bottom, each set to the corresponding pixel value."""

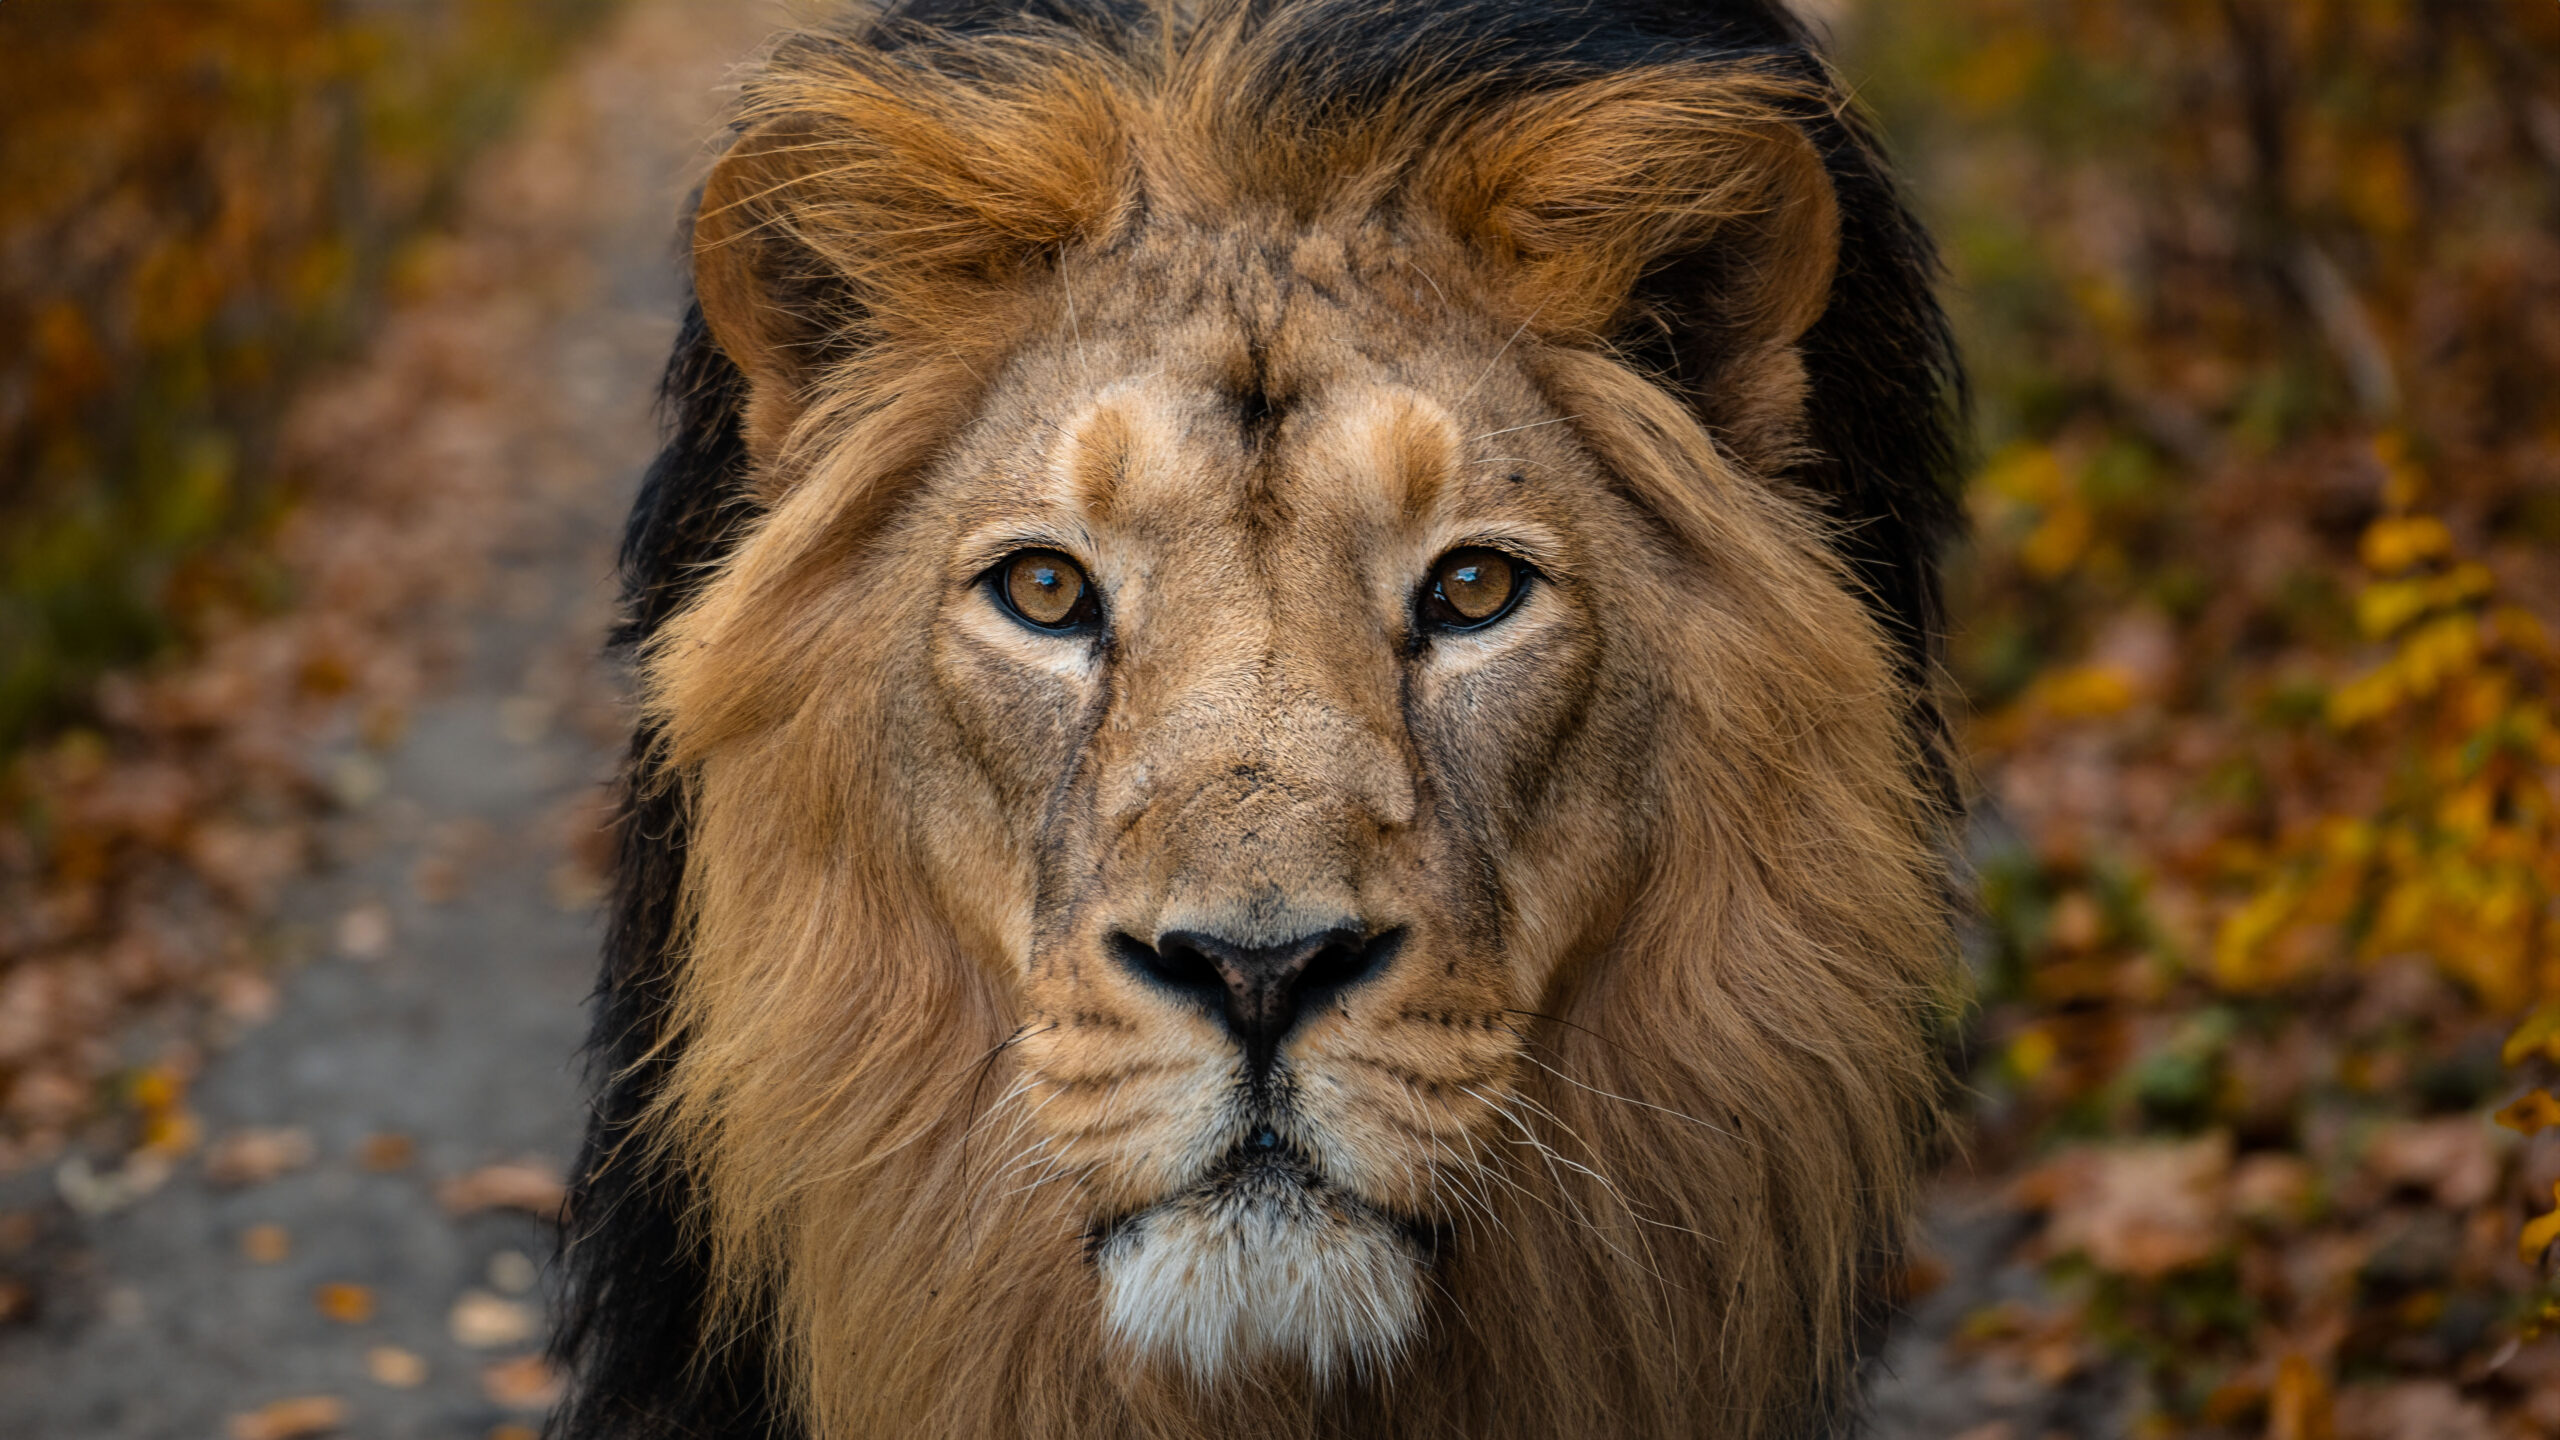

left=555, top=3, right=1965, bottom=1438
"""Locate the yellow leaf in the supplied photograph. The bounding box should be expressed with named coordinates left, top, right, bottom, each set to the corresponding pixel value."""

left=1978, top=443, right=2064, bottom=505
left=2497, top=1090, right=2560, bottom=1136
left=2037, top=664, right=2137, bottom=720
left=2522, top=1182, right=2560, bottom=1264
left=2008, top=1027, right=2058, bottom=1083
left=2327, top=668, right=2401, bottom=728
left=2214, top=882, right=2301, bottom=992
left=2356, top=580, right=2431, bottom=640
left=2359, top=515, right=2451, bottom=574
left=2508, top=1005, right=2560, bottom=1067
left=2020, top=500, right=2094, bottom=579
left=2267, top=1353, right=2335, bottom=1440
left=2375, top=430, right=2426, bottom=510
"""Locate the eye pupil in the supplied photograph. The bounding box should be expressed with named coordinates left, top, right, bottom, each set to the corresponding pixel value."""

left=1001, top=550, right=1091, bottom=629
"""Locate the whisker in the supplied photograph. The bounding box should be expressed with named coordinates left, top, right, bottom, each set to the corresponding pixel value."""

left=1468, top=415, right=1579, bottom=443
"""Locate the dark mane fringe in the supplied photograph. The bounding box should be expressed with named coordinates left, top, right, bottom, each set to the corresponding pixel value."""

left=552, top=298, right=783, bottom=1438
left=553, top=4, right=1961, bottom=1436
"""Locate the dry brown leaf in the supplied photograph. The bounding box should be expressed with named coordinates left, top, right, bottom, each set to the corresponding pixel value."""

left=240, top=1223, right=290, bottom=1264
left=313, top=1282, right=375, bottom=1324
left=205, top=1127, right=315, bottom=1187
left=2025, top=1133, right=2232, bottom=1279
left=412, top=855, right=465, bottom=904
left=437, top=1161, right=566, bottom=1218
left=449, top=1289, right=536, bottom=1348
left=486, top=1248, right=538, bottom=1294
left=2231, top=1152, right=2315, bottom=1226
left=226, top=1396, right=346, bottom=1440
left=358, top=1132, right=416, bottom=1172
left=2364, top=1117, right=2500, bottom=1210
left=334, top=902, right=393, bottom=959
left=481, top=1352, right=566, bottom=1409
left=366, top=1345, right=428, bottom=1388
left=2335, top=1380, right=2497, bottom=1440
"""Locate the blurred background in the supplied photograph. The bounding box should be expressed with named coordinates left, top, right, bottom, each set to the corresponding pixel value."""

left=0, top=2, right=2553, bottom=1437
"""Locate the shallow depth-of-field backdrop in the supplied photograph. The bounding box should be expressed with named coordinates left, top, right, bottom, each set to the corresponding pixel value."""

left=1844, top=2, right=2560, bottom=1434
left=0, top=3, right=2556, bottom=1436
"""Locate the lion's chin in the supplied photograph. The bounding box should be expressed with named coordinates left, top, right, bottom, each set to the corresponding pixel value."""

left=1093, top=1152, right=1427, bottom=1385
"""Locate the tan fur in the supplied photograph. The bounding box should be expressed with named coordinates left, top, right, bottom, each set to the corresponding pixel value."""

left=646, top=8, right=1952, bottom=1437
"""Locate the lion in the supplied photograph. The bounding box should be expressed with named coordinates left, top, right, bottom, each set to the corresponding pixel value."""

left=553, top=1, right=1964, bottom=1436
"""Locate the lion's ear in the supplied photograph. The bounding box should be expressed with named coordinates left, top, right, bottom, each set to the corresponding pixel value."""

left=692, top=57, right=1130, bottom=461
left=1425, top=70, right=1840, bottom=466
left=692, top=121, right=852, bottom=462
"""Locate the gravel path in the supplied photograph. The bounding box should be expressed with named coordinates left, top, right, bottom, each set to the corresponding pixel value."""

left=0, top=7, right=769, bottom=1435
left=0, top=5, right=2080, bottom=1436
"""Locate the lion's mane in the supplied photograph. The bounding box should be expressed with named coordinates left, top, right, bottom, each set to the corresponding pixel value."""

left=553, top=2, right=1964, bottom=1437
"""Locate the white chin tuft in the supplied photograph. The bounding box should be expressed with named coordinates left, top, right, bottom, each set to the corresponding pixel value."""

left=1095, top=1168, right=1425, bottom=1385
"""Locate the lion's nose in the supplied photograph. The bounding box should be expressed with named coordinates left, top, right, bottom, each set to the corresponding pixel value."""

left=1110, top=926, right=1402, bottom=1075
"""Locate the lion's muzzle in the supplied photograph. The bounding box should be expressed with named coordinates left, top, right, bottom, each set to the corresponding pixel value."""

left=1109, top=925, right=1404, bottom=1077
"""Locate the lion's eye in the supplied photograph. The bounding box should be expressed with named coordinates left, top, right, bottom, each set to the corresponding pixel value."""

left=995, top=549, right=1097, bottom=631
left=1421, top=547, right=1527, bottom=631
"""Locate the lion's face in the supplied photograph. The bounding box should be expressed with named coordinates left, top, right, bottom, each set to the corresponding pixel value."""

left=903, top=233, right=1656, bottom=1377
left=647, top=27, right=1953, bottom=1435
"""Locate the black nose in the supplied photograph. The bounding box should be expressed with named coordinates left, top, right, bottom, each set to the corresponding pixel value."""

left=1110, top=926, right=1402, bottom=1074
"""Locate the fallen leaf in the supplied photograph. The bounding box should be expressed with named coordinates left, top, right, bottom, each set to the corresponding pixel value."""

left=481, top=1352, right=565, bottom=1409
left=335, top=902, right=393, bottom=959
left=2231, top=1152, right=2314, bottom=1225
left=437, top=1161, right=566, bottom=1219
left=450, top=1289, right=536, bottom=1348
left=240, top=1223, right=291, bottom=1264
left=2522, top=1182, right=2560, bottom=1264
left=2023, top=1133, right=2232, bottom=1279
left=226, top=1396, right=346, bottom=1440
left=2268, top=1354, right=2335, bottom=1440
left=211, top=970, right=280, bottom=1024
left=0, top=1277, right=32, bottom=1325
left=412, top=855, right=464, bottom=904
left=2335, top=1379, right=2497, bottom=1440
left=56, top=1151, right=175, bottom=1214
left=359, top=1132, right=416, bottom=1172
left=366, top=1345, right=427, bottom=1388
left=2365, top=1116, right=2499, bottom=1209
left=2507, top=1006, right=2560, bottom=1067
left=2498, top=1089, right=2560, bottom=1136
left=313, top=1282, right=375, bottom=1324
left=206, top=1127, right=316, bottom=1187
left=487, top=1248, right=538, bottom=1294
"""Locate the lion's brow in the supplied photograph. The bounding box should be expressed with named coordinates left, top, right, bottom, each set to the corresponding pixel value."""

left=1062, top=401, right=1136, bottom=519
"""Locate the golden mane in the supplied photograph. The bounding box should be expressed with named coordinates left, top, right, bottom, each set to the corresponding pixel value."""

left=565, top=4, right=1962, bottom=1437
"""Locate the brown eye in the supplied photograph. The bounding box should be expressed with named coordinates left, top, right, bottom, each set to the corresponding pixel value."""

left=1422, top=548, right=1526, bottom=630
left=996, top=549, right=1096, bottom=630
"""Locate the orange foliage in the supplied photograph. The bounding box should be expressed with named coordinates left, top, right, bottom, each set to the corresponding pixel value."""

left=1846, top=0, right=2560, bottom=1429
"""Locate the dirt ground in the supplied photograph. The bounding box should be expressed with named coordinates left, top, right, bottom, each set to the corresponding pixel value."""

left=0, top=5, right=771, bottom=1435
left=0, top=5, right=2082, bottom=1436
